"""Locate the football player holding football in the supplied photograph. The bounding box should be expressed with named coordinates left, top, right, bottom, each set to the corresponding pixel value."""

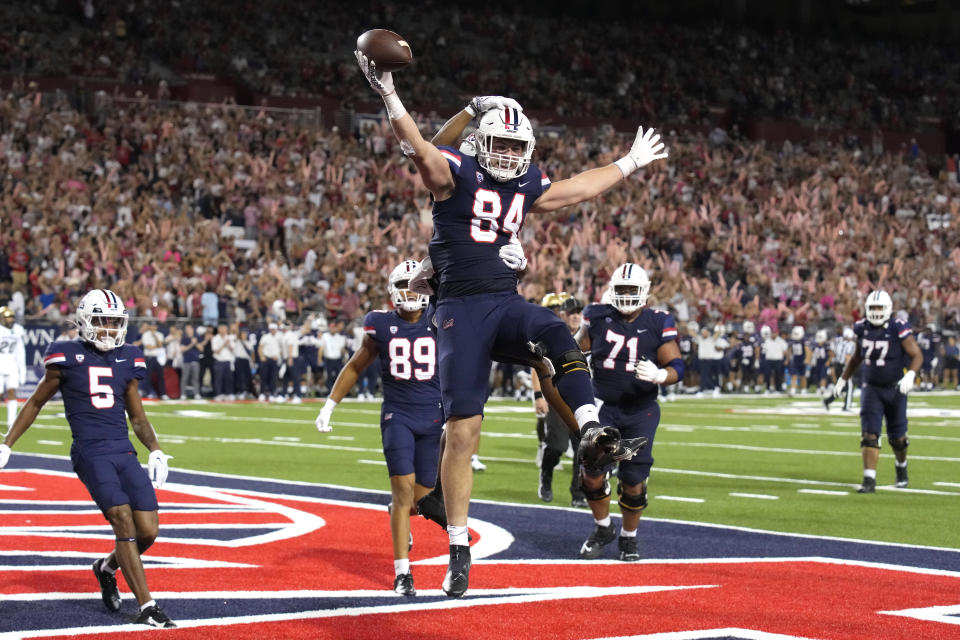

left=831, top=290, right=922, bottom=492
left=355, top=50, right=667, bottom=597
left=575, top=264, right=683, bottom=561
left=0, top=290, right=175, bottom=628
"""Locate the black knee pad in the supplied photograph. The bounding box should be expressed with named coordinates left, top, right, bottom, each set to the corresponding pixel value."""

left=860, top=435, right=880, bottom=449
left=618, top=490, right=648, bottom=512
left=581, top=477, right=611, bottom=501
left=552, top=349, right=590, bottom=378
left=889, top=436, right=909, bottom=452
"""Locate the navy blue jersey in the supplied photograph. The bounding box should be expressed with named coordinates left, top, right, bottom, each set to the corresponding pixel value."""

left=733, top=340, right=756, bottom=366
left=363, top=307, right=441, bottom=408
left=811, top=343, right=830, bottom=368
left=788, top=339, right=807, bottom=369
left=42, top=341, right=146, bottom=456
left=429, top=146, right=551, bottom=298
left=853, top=319, right=912, bottom=386
left=583, top=304, right=678, bottom=409
left=299, top=330, right=319, bottom=363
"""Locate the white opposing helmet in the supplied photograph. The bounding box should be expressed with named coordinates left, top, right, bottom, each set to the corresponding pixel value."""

left=474, top=106, right=535, bottom=182
left=815, top=329, right=828, bottom=344
left=608, top=263, right=650, bottom=314
left=388, top=260, right=429, bottom=312
left=843, top=326, right=855, bottom=340
left=791, top=325, right=805, bottom=341
left=760, top=325, right=772, bottom=339
left=76, top=289, right=128, bottom=351
left=742, top=320, right=755, bottom=335
left=865, top=290, right=892, bottom=326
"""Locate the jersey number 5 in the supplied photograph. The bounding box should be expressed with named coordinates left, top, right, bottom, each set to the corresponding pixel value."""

left=88, top=366, right=115, bottom=409
left=471, top=189, right=525, bottom=243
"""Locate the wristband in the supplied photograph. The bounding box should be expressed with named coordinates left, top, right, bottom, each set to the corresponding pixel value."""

left=382, top=92, right=406, bottom=120
left=464, top=103, right=477, bottom=118
left=614, top=156, right=637, bottom=178
left=533, top=391, right=544, bottom=400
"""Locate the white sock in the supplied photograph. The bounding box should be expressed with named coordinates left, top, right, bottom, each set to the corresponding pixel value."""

left=864, top=469, right=877, bottom=480
left=394, top=558, right=410, bottom=576
left=140, top=599, right=156, bottom=612
left=620, top=527, right=637, bottom=538
left=574, top=404, right=599, bottom=428
left=447, top=524, right=469, bottom=546
left=6, top=399, right=16, bottom=429
left=895, top=461, right=907, bottom=468
left=595, top=516, right=611, bottom=528
left=101, top=558, right=117, bottom=576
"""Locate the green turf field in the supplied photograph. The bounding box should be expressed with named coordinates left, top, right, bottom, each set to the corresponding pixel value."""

left=15, top=393, right=960, bottom=550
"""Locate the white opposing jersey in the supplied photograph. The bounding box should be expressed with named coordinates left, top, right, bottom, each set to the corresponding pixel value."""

left=0, top=324, right=26, bottom=382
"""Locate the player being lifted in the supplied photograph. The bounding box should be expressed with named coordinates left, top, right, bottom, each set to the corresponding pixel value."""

left=831, top=290, right=922, bottom=493
left=0, top=307, right=26, bottom=431
left=355, top=48, right=667, bottom=597
left=575, top=264, right=683, bottom=561
left=315, top=261, right=443, bottom=597
left=0, top=290, right=175, bottom=627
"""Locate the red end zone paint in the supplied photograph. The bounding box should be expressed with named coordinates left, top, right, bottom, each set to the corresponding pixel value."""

left=2, top=470, right=959, bottom=640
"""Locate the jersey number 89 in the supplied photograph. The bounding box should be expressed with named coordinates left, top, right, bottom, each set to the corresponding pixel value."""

left=388, top=337, right=436, bottom=381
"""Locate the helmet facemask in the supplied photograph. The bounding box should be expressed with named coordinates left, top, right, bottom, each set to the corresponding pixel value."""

left=475, top=107, right=535, bottom=182
left=865, top=290, right=892, bottom=326
left=76, top=290, right=128, bottom=351
left=388, top=260, right=428, bottom=313
left=608, top=263, right=650, bottom=315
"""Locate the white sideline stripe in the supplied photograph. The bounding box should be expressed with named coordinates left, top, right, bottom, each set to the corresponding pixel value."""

left=880, top=603, right=960, bottom=626
left=934, top=482, right=960, bottom=488
left=0, top=484, right=32, bottom=492
left=12, top=458, right=960, bottom=556
left=326, top=435, right=355, bottom=441
left=0, top=584, right=714, bottom=638
left=655, top=495, right=705, bottom=503
left=0, top=507, right=268, bottom=515
left=35, top=440, right=62, bottom=446
left=271, top=436, right=301, bottom=442
left=357, top=459, right=387, bottom=466
left=593, top=629, right=817, bottom=640
left=729, top=493, right=779, bottom=500
left=657, top=441, right=960, bottom=463
left=797, top=489, right=849, bottom=496
left=654, top=467, right=960, bottom=496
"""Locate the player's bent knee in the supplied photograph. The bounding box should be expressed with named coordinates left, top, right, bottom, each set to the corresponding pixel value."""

left=581, top=478, right=611, bottom=502
left=551, top=349, right=590, bottom=379
left=617, top=488, right=648, bottom=512
left=889, top=436, right=909, bottom=452
left=860, top=435, right=880, bottom=449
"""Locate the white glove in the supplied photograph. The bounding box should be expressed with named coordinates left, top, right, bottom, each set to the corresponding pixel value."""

left=409, top=256, right=435, bottom=296
left=499, top=237, right=527, bottom=271
left=832, top=377, right=848, bottom=399
left=0, top=444, right=11, bottom=469
left=897, top=370, right=916, bottom=395
left=316, top=399, right=336, bottom=433
left=148, top=450, right=173, bottom=489
left=614, top=126, right=668, bottom=178
left=354, top=50, right=395, bottom=96
left=465, top=96, right=523, bottom=117
left=635, top=358, right=668, bottom=384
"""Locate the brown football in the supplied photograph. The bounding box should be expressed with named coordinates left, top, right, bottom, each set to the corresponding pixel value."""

left=356, top=29, right=413, bottom=72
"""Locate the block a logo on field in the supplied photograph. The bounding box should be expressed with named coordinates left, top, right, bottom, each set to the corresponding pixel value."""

left=1, top=457, right=959, bottom=639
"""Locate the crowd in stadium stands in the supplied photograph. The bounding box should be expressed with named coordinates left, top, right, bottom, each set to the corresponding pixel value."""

left=2, top=1, right=959, bottom=131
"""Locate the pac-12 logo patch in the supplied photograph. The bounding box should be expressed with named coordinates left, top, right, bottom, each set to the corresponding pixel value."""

left=476, top=171, right=484, bottom=184
left=75, top=354, right=84, bottom=363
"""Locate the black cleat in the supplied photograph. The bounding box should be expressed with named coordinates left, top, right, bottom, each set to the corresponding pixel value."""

left=134, top=604, right=176, bottom=628
left=538, top=473, right=553, bottom=503
left=895, top=465, right=909, bottom=488
left=618, top=536, right=640, bottom=562
left=570, top=492, right=589, bottom=508
left=92, top=560, right=121, bottom=612
left=579, top=523, right=617, bottom=559
left=393, top=573, right=416, bottom=596
left=822, top=394, right=834, bottom=411
left=416, top=491, right=448, bottom=530
left=442, top=544, right=471, bottom=598
left=857, top=477, right=876, bottom=493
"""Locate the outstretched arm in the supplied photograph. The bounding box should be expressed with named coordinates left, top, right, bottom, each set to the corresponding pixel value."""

left=2, top=366, right=61, bottom=450
left=355, top=52, right=453, bottom=199
left=531, top=126, right=667, bottom=213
